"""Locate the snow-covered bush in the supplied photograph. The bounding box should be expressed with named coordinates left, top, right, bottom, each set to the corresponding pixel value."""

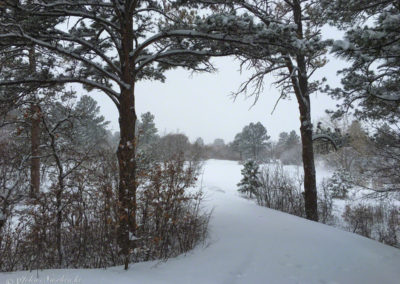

left=237, top=160, right=262, bottom=198
left=326, top=169, right=353, bottom=199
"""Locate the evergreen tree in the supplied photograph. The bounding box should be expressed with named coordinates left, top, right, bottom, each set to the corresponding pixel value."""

left=232, top=133, right=244, bottom=160
left=137, top=112, right=159, bottom=149
left=136, top=112, right=159, bottom=173
left=275, top=132, right=289, bottom=158
left=237, top=160, right=261, bottom=198
left=322, top=0, right=400, bottom=123
left=278, top=130, right=302, bottom=165
left=233, top=122, right=270, bottom=161
left=327, top=169, right=353, bottom=199
left=286, top=131, right=301, bottom=149
left=194, top=137, right=205, bottom=147
left=321, top=0, right=400, bottom=194
left=73, top=95, right=109, bottom=147
left=275, top=130, right=302, bottom=165
left=213, top=138, right=225, bottom=148
left=0, top=1, right=252, bottom=268
left=369, top=123, right=400, bottom=193
left=278, top=132, right=289, bottom=147
left=185, top=0, right=331, bottom=221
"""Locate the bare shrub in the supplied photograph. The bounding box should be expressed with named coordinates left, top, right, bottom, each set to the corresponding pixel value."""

left=255, top=165, right=305, bottom=217
left=342, top=203, right=399, bottom=247
left=135, top=154, right=210, bottom=261
left=318, top=180, right=334, bottom=225
left=381, top=206, right=400, bottom=246
left=0, top=146, right=121, bottom=272
left=372, top=204, right=399, bottom=247
left=0, top=218, right=31, bottom=272
left=343, top=204, right=374, bottom=238
left=0, top=137, right=28, bottom=232
left=0, top=142, right=210, bottom=272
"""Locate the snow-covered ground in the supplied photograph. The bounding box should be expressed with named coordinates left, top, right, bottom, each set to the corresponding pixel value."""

left=1, top=159, right=399, bottom=284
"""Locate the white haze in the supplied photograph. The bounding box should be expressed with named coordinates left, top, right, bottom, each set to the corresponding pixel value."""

left=93, top=26, right=348, bottom=144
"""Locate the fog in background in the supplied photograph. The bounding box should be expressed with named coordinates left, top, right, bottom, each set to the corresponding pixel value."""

left=93, top=27, right=347, bottom=143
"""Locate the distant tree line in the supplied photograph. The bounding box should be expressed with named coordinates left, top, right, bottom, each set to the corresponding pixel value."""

left=200, top=121, right=302, bottom=166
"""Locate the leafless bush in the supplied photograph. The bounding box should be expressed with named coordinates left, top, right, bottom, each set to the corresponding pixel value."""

left=376, top=205, right=399, bottom=247
left=0, top=149, right=210, bottom=271
left=343, top=204, right=374, bottom=238
left=255, top=165, right=305, bottom=217
left=0, top=218, right=31, bottom=271
left=342, top=203, right=399, bottom=247
left=253, top=164, right=334, bottom=223
left=135, top=155, right=210, bottom=261
left=0, top=138, right=29, bottom=232
left=318, top=180, right=334, bottom=225
left=0, top=147, right=121, bottom=272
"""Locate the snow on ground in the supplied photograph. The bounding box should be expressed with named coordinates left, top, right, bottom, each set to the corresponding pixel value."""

left=1, top=159, right=399, bottom=284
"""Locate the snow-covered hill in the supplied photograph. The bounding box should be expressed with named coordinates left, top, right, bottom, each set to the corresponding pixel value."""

left=1, top=160, right=399, bottom=284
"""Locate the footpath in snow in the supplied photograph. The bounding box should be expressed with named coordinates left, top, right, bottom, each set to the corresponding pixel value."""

left=1, top=159, right=399, bottom=284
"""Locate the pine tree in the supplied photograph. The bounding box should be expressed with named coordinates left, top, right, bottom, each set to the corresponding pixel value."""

left=136, top=112, right=159, bottom=174
left=278, top=130, right=302, bottom=165
left=0, top=1, right=253, bottom=269
left=327, top=169, right=353, bottom=199
left=237, top=160, right=261, bottom=198
left=185, top=0, right=331, bottom=221
left=137, top=112, right=159, bottom=149
left=233, top=122, right=270, bottom=161
left=322, top=0, right=400, bottom=123
left=322, top=1, right=400, bottom=195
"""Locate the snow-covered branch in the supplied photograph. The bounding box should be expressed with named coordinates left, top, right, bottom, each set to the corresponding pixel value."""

left=131, top=30, right=255, bottom=61
left=0, top=77, right=120, bottom=106
left=135, top=49, right=230, bottom=71
left=41, top=30, right=121, bottom=76
left=312, top=134, right=338, bottom=151
left=0, top=31, right=128, bottom=90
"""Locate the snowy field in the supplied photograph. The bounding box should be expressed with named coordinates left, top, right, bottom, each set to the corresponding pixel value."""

left=1, top=159, right=399, bottom=284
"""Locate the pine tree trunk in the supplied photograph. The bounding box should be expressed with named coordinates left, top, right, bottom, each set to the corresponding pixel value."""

left=116, top=6, right=137, bottom=268
left=299, top=105, right=318, bottom=221
left=29, top=46, right=40, bottom=197
left=30, top=104, right=40, bottom=196
left=56, top=187, right=63, bottom=267
left=117, top=87, right=137, bottom=270
left=291, top=0, right=318, bottom=221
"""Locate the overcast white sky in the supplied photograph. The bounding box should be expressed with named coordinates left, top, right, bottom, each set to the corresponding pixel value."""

left=93, top=27, right=348, bottom=144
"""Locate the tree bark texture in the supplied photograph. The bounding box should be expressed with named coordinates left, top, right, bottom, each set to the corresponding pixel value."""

left=117, top=88, right=137, bottom=270
left=116, top=7, right=137, bottom=270
left=292, top=0, right=318, bottom=221
left=29, top=46, right=40, bottom=197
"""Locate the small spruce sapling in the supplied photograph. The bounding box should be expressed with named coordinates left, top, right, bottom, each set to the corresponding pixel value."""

left=327, top=169, right=353, bottom=199
left=237, top=160, right=261, bottom=198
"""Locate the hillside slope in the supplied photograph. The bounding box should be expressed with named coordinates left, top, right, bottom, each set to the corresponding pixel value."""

left=1, top=159, right=399, bottom=284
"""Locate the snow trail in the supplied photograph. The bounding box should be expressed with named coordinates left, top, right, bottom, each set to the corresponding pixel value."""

left=1, top=160, right=399, bottom=284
